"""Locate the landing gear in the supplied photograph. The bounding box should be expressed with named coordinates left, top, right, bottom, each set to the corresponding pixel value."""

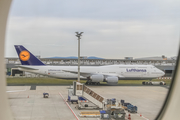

left=85, top=81, right=100, bottom=85
left=94, top=82, right=100, bottom=85
left=142, top=79, right=152, bottom=85
left=142, top=81, right=152, bottom=85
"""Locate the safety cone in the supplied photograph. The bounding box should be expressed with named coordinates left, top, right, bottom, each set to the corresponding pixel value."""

left=27, top=95, right=29, bottom=98
left=128, top=114, right=131, bottom=120
left=140, top=113, right=142, bottom=117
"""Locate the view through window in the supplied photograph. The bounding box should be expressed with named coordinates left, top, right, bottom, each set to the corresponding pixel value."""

left=5, top=0, right=179, bottom=120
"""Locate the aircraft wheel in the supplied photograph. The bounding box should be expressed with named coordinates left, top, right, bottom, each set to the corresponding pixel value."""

left=142, top=82, right=145, bottom=85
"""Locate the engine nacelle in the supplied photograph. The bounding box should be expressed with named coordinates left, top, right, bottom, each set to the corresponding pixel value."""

left=90, top=75, right=104, bottom=82
left=105, top=77, right=118, bottom=85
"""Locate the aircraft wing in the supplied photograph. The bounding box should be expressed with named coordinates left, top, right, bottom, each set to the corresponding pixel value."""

left=117, top=74, right=125, bottom=78
left=62, top=70, right=125, bottom=78
left=62, top=70, right=93, bottom=77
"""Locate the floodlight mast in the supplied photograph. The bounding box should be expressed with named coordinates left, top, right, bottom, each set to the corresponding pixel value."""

left=75, top=32, right=83, bottom=82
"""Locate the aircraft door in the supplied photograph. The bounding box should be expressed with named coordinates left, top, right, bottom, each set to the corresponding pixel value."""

left=142, top=71, right=147, bottom=78
left=44, top=69, right=48, bottom=75
left=146, top=68, right=151, bottom=77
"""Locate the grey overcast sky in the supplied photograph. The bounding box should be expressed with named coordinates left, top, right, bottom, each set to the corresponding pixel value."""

left=5, top=0, right=180, bottom=59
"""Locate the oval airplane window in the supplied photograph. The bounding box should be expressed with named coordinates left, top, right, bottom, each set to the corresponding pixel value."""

left=5, top=1, right=179, bottom=120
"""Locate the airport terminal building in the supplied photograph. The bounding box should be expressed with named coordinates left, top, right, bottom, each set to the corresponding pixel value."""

left=5, top=56, right=176, bottom=77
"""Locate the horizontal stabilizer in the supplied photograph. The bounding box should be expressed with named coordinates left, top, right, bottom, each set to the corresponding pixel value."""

left=16, top=65, right=39, bottom=70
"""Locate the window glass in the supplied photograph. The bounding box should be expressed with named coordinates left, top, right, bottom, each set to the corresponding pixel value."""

left=6, top=1, right=179, bottom=120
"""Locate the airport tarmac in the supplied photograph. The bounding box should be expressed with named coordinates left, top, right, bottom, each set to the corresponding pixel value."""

left=7, top=85, right=168, bottom=120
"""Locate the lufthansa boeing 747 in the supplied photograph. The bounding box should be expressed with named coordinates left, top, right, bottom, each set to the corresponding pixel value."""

left=14, top=45, right=165, bottom=85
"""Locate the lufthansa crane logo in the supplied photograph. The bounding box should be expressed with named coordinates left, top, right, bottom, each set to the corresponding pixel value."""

left=19, top=51, right=30, bottom=61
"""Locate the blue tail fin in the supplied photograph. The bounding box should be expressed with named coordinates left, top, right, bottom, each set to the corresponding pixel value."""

left=14, top=45, right=45, bottom=65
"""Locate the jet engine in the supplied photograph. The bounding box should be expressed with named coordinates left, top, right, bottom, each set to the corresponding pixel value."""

left=105, top=77, right=118, bottom=85
left=90, top=75, right=104, bottom=82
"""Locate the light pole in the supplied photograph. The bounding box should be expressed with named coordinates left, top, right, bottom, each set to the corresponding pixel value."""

left=75, top=32, right=83, bottom=82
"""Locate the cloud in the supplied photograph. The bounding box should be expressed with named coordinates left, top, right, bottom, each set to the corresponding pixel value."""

left=5, top=0, right=180, bottom=58
left=10, top=0, right=180, bottom=22
left=5, top=16, right=179, bottom=58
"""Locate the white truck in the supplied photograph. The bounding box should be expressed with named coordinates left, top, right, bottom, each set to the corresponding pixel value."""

left=142, top=81, right=166, bottom=85
left=69, top=96, right=78, bottom=104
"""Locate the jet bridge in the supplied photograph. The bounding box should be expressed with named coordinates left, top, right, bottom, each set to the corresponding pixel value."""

left=73, top=81, right=105, bottom=109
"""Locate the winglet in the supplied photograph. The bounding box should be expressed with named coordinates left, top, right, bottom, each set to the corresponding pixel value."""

left=14, top=45, right=45, bottom=65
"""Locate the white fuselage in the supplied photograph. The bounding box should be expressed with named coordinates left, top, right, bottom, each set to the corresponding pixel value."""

left=18, top=65, right=165, bottom=80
